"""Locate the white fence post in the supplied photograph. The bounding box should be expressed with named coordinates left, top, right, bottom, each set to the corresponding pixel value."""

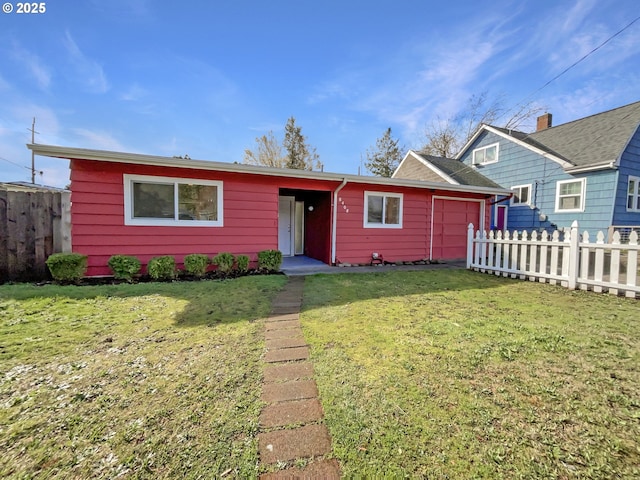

left=529, top=231, right=538, bottom=282
left=539, top=231, right=549, bottom=283
left=593, top=232, right=605, bottom=293
left=466, top=223, right=474, bottom=269
left=567, top=221, right=579, bottom=290
left=609, top=231, right=621, bottom=296
left=626, top=231, right=638, bottom=299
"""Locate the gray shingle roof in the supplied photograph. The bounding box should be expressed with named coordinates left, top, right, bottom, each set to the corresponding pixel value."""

left=416, top=153, right=502, bottom=188
left=495, top=101, right=640, bottom=167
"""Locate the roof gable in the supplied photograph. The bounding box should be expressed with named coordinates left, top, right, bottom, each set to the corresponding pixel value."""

left=394, top=150, right=501, bottom=188
left=458, top=101, right=640, bottom=171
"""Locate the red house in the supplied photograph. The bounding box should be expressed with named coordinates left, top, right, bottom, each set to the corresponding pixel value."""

left=28, top=144, right=509, bottom=276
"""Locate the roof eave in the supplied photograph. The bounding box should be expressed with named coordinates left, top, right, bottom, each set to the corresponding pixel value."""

left=564, top=162, right=617, bottom=174
left=27, top=143, right=510, bottom=196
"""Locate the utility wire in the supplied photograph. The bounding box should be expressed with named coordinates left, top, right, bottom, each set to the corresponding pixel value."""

left=515, top=15, right=640, bottom=109
left=0, top=155, right=30, bottom=170
left=434, top=14, right=640, bottom=182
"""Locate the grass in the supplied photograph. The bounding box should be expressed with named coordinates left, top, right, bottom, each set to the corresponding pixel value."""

left=0, top=275, right=287, bottom=479
left=302, top=270, right=640, bottom=478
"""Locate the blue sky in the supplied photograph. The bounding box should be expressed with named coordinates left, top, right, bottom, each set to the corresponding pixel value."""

left=1, top=0, right=639, bottom=187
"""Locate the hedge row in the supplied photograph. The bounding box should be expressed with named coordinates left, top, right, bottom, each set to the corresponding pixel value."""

left=45, top=250, right=283, bottom=284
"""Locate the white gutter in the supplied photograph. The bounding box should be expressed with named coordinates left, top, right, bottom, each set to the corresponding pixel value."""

left=564, top=161, right=616, bottom=174
left=331, top=179, right=348, bottom=265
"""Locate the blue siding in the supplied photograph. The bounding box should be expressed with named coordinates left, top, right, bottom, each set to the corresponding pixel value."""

left=612, top=126, right=640, bottom=227
left=460, top=130, right=619, bottom=235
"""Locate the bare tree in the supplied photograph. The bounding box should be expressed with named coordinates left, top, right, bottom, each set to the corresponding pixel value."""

left=421, top=118, right=460, bottom=158
left=243, top=131, right=285, bottom=168
left=421, top=92, right=545, bottom=158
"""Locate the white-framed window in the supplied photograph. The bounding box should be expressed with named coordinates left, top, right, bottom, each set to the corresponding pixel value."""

left=123, top=174, right=223, bottom=226
left=364, top=191, right=403, bottom=228
left=510, top=184, right=532, bottom=206
left=555, top=178, right=586, bottom=213
left=627, top=175, right=640, bottom=212
left=472, top=143, right=499, bottom=166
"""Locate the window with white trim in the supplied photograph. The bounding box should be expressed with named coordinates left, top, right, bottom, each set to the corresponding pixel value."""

left=364, top=191, right=403, bottom=228
left=555, top=178, right=586, bottom=212
left=511, top=184, right=531, bottom=206
left=627, top=176, right=640, bottom=212
left=124, top=174, right=223, bottom=226
left=472, top=143, right=499, bottom=166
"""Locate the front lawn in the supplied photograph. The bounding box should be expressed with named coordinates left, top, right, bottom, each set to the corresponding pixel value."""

left=0, top=276, right=286, bottom=479
left=302, top=270, right=640, bottom=478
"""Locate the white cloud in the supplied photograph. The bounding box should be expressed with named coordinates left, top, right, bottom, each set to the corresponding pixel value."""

left=10, top=40, right=51, bottom=90
left=10, top=103, right=60, bottom=141
left=63, top=31, right=110, bottom=94
left=560, top=0, right=598, bottom=33
left=37, top=163, right=71, bottom=188
left=120, top=83, right=149, bottom=102
left=307, top=9, right=515, bottom=141
left=0, top=74, right=9, bottom=90
left=71, top=128, right=125, bottom=151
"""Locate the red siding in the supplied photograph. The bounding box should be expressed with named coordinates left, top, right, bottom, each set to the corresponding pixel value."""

left=69, top=158, right=493, bottom=275
left=334, top=185, right=431, bottom=265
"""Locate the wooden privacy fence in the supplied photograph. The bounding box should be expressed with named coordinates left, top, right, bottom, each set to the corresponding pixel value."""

left=467, top=221, right=639, bottom=298
left=0, top=189, right=71, bottom=282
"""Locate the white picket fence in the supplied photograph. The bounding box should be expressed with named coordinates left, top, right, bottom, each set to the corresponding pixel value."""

left=466, top=221, right=639, bottom=298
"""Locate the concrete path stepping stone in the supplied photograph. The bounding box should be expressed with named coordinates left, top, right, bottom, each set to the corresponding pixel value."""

left=259, top=459, right=341, bottom=480
left=264, top=346, right=309, bottom=363
left=258, top=424, right=332, bottom=464
left=266, top=313, right=300, bottom=322
left=265, top=328, right=304, bottom=340
left=265, top=320, right=301, bottom=331
left=259, top=398, right=324, bottom=428
left=263, top=362, right=314, bottom=383
left=261, top=379, right=318, bottom=403
left=266, top=337, right=307, bottom=350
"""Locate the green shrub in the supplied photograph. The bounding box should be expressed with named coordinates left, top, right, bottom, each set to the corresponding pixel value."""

left=107, top=255, right=141, bottom=282
left=183, top=254, right=210, bottom=277
left=147, top=255, right=176, bottom=281
left=45, top=253, right=88, bottom=283
left=258, top=249, right=283, bottom=272
left=212, top=252, right=235, bottom=274
left=236, top=254, right=250, bottom=273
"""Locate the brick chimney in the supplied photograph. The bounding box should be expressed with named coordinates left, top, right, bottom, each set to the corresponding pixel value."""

left=536, top=113, right=552, bottom=131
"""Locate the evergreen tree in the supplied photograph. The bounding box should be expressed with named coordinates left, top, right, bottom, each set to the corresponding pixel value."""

left=283, top=117, right=319, bottom=170
left=365, top=127, right=403, bottom=177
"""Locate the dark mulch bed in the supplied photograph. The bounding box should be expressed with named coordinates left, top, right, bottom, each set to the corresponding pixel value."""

left=28, top=269, right=282, bottom=287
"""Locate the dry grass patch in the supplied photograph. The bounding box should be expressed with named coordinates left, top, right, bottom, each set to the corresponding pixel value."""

left=0, top=276, right=286, bottom=479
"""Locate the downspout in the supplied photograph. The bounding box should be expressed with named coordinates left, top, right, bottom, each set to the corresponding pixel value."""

left=331, top=178, right=348, bottom=265
left=609, top=169, right=620, bottom=240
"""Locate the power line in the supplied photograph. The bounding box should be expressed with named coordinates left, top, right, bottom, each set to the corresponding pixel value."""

left=0, top=155, right=30, bottom=170
left=515, top=14, right=640, bottom=109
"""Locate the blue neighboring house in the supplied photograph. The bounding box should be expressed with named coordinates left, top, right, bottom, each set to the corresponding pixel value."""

left=396, top=101, right=640, bottom=239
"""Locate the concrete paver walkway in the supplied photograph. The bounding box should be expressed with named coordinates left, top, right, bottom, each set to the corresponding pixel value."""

left=258, top=276, right=341, bottom=479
